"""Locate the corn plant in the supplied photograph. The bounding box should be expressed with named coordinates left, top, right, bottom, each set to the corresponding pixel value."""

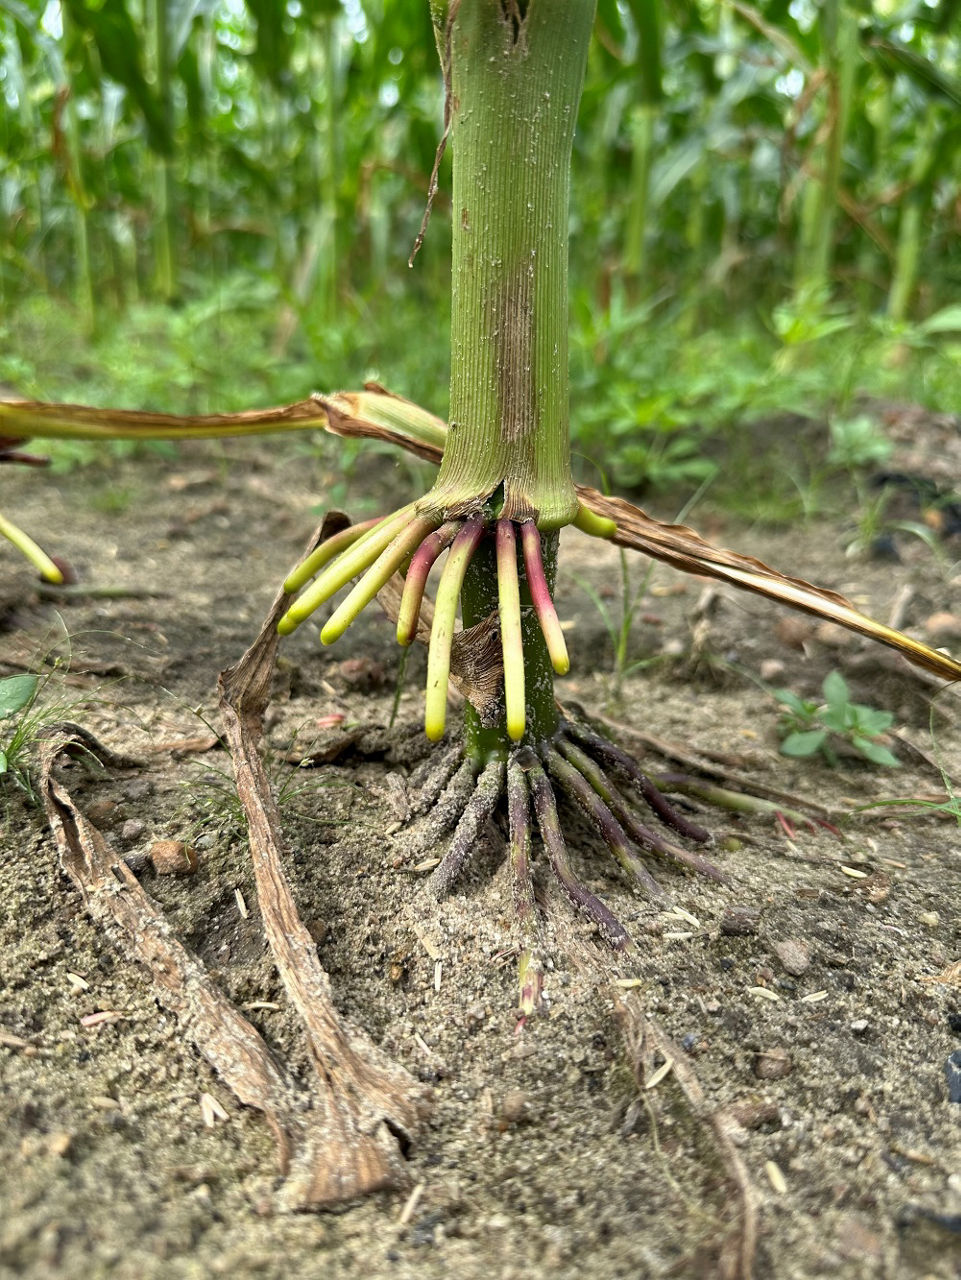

left=3, top=2, right=961, bottom=1011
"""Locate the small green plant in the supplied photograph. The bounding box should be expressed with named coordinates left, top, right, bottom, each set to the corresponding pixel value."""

left=826, top=414, right=893, bottom=470
left=843, top=483, right=945, bottom=566
left=773, top=670, right=900, bottom=768
left=0, top=674, right=41, bottom=796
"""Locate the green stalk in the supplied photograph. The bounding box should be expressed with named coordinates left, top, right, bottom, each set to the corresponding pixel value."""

left=150, top=0, right=176, bottom=301
left=59, top=7, right=95, bottom=336
left=427, top=0, right=594, bottom=530
left=432, top=0, right=595, bottom=761
left=624, top=103, right=655, bottom=283
left=794, top=2, right=857, bottom=297
left=887, top=116, right=937, bottom=322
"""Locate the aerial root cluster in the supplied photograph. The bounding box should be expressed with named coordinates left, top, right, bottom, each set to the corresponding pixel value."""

left=424, top=718, right=726, bottom=956
left=278, top=500, right=614, bottom=742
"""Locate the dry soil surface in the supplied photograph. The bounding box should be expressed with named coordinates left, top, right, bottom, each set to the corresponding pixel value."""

left=1, top=429, right=959, bottom=1279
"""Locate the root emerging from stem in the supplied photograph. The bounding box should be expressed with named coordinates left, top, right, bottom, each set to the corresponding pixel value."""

left=418, top=718, right=726, bottom=999
left=278, top=504, right=576, bottom=744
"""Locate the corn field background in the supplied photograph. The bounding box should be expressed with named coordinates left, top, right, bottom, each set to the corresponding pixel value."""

left=1, top=0, right=960, bottom=509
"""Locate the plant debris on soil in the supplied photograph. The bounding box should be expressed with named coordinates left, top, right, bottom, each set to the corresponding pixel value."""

left=1, top=427, right=960, bottom=1279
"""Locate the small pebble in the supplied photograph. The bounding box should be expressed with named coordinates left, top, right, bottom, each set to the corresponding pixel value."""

left=773, top=938, right=812, bottom=976
left=946, top=1051, right=961, bottom=1104
left=850, top=1019, right=869, bottom=1036
left=924, top=611, right=961, bottom=643
left=775, top=617, right=813, bottom=651
left=306, top=919, right=328, bottom=945
left=86, top=799, right=119, bottom=828
left=754, top=1048, right=793, bottom=1080
left=123, top=851, right=150, bottom=876
left=759, top=659, right=786, bottom=682
left=721, top=905, right=761, bottom=937
left=919, top=911, right=940, bottom=929
left=120, top=818, right=146, bottom=844
left=498, top=1089, right=529, bottom=1128
left=727, top=1098, right=780, bottom=1130
left=148, top=840, right=199, bottom=876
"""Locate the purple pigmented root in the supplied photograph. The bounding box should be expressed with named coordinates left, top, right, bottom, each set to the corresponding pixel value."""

left=519, top=521, right=570, bottom=676
left=557, top=737, right=727, bottom=884
left=563, top=719, right=711, bottom=844
left=429, top=758, right=505, bottom=898
left=507, top=755, right=536, bottom=926
left=527, top=760, right=629, bottom=950
left=408, top=742, right=462, bottom=817
left=407, top=757, right=477, bottom=856
left=543, top=746, right=664, bottom=900
left=397, top=520, right=459, bottom=645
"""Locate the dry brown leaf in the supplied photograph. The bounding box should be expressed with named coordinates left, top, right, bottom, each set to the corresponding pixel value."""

left=218, top=515, right=427, bottom=1207
left=39, top=736, right=300, bottom=1184
left=578, top=487, right=961, bottom=684
left=0, top=397, right=328, bottom=442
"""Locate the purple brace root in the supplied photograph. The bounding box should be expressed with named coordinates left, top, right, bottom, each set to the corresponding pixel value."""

left=526, top=758, right=629, bottom=950
left=543, top=745, right=665, bottom=900
left=507, top=754, right=536, bottom=927
left=519, top=520, right=570, bottom=676
left=562, top=719, right=711, bottom=844
left=557, top=737, right=727, bottom=884
left=429, top=758, right=505, bottom=898
left=397, top=520, right=459, bottom=646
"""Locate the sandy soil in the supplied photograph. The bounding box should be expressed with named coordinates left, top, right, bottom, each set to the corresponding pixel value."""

left=1, top=429, right=959, bottom=1279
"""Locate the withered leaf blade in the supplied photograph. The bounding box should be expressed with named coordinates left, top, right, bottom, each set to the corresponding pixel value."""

left=577, top=487, right=961, bottom=684
left=319, top=384, right=447, bottom=464
left=0, top=397, right=330, bottom=442
left=219, top=516, right=427, bottom=1207
left=38, top=732, right=297, bottom=1183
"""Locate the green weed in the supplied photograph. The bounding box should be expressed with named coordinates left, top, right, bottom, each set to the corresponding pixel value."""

left=773, top=670, right=899, bottom=768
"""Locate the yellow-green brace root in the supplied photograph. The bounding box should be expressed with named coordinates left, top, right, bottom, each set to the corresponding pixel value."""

left=279, top=507, right=583, bottom=743
left=320, top=514, right=437, bottom=645
left=0, top=510, right=64, bottom=584
left=278, top=503, right=420, bottom=635
left=282, top=517, right=380, bottom=594
left=425, top=516, right=486, bottom=741
left=497, top=520, right=525, bottom=742
left=572, top=502, right=617, bottom=540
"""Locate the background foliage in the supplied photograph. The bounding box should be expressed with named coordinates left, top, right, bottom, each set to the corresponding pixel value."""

left=1, top=0, right=960, bottom=509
